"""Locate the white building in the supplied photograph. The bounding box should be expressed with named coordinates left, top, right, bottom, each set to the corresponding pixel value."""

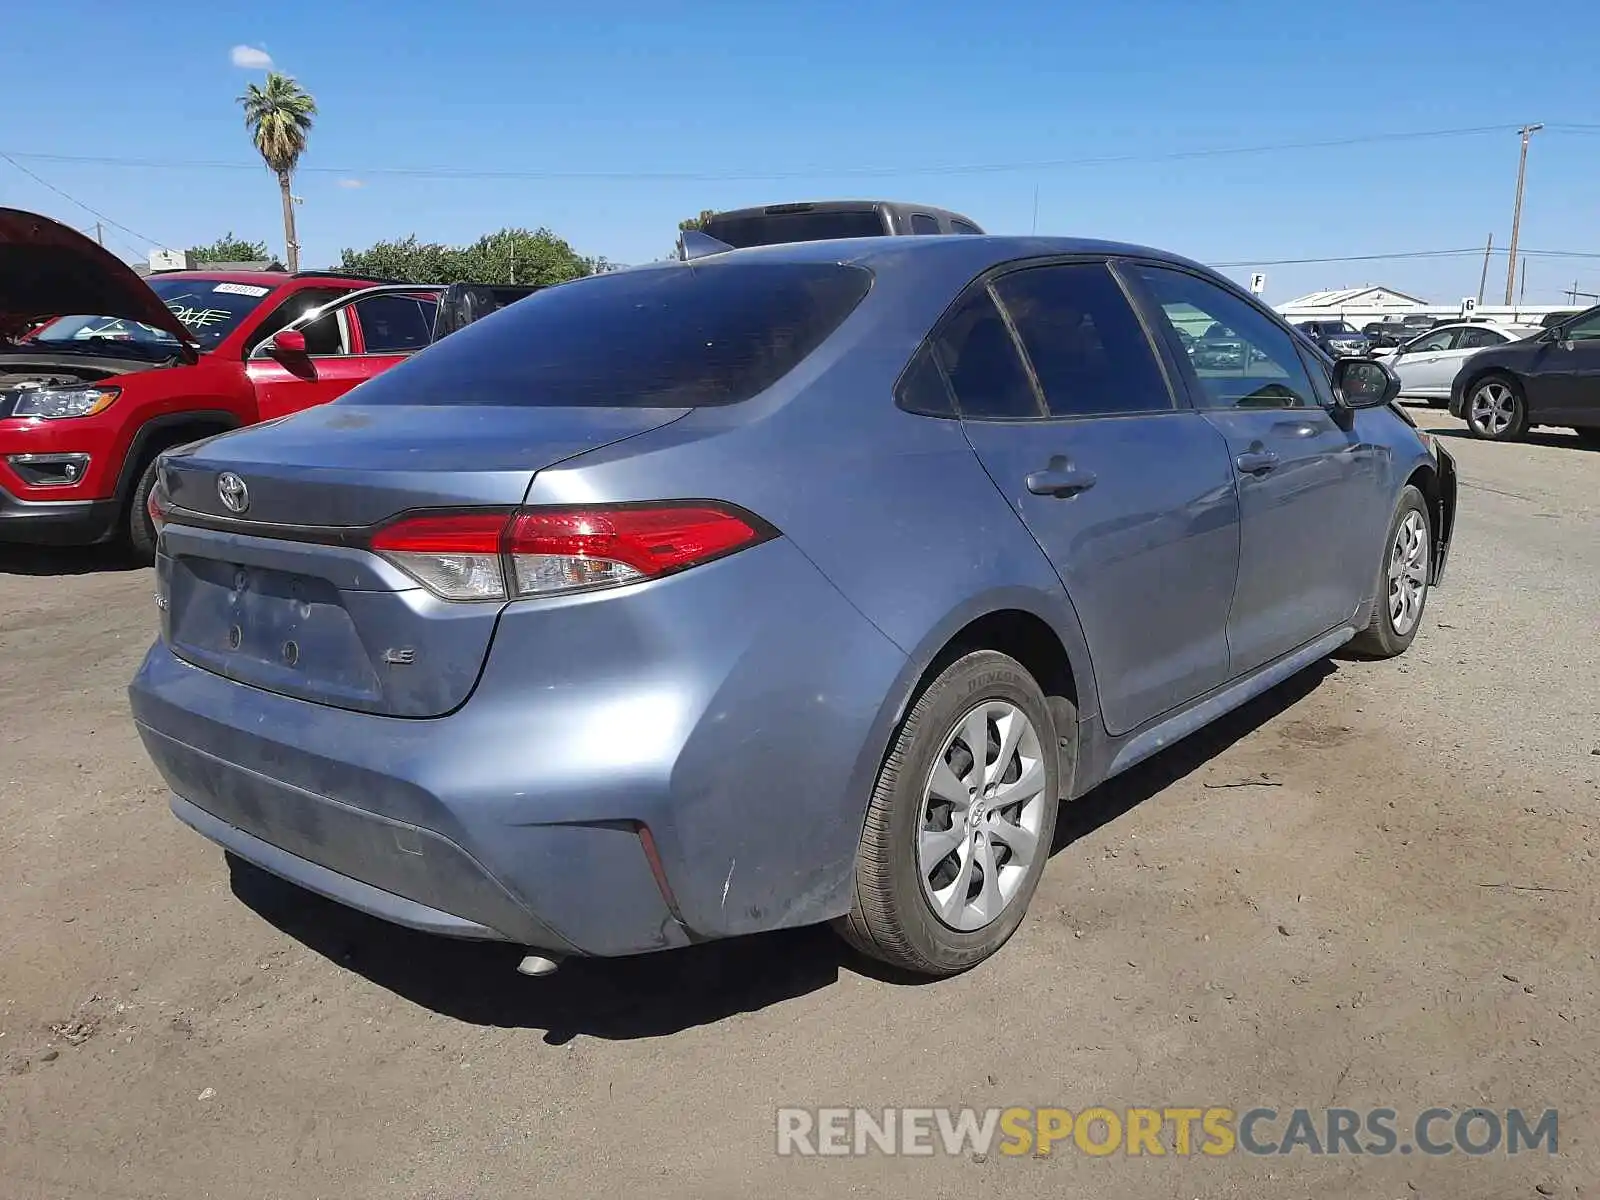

left=1279, top=286, right=1428, bottom=320
left=1276, top=284, right=1574, bottom=328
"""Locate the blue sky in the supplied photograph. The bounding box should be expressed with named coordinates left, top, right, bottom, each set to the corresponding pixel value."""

left=2, top=0, right=1596, bottom=304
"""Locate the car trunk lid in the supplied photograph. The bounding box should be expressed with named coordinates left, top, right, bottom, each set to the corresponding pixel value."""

left=154, top=403, right=688, bottom=717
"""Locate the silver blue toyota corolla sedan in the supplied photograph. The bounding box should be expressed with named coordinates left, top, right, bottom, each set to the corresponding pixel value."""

left=129, top=235, right=1457, bottom=978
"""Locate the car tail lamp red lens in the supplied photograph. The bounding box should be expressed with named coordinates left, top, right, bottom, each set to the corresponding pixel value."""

left=146, top=484, right=169, bottom=538
left=370, top=512, right=512, bottom=601
left=369, top=503, right=773, bottom=602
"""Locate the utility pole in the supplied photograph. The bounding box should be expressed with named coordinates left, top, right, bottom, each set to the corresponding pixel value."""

left=1505, top=123, right=1543, bottom=304
left=1519, top=257, right=1528, bottom=309
left=1477, top=232, right=1493, bottom=305
left=94, top=222, right=103, bottom=246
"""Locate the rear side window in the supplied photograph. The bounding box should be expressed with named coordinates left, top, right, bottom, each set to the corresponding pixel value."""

left=895, top=343, right=956, bottom=416
left=343, top=262, right=872, bottom=408
left=909, top=214, right=941, bottom=235
left=951, top=220, right=983, bottom=236
left=355, top=293, right=438, bottom=353
left=703, top=210, right=887, bottom=248
left=1458, top=326, right=1507, bottom=348
left=928, top=288, right=1041, bottom=420
left=992, top=263, right=1173, bottom=417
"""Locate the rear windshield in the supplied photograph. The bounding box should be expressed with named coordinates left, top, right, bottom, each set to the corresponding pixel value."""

left=703, top=210, right=887, bottom=248
left=343, top=261, right=873, bottom=408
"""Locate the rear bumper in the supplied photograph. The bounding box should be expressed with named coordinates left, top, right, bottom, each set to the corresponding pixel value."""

left=129, top=537, right=909, bottom=956
left=0, top=484, right=119, bottom=545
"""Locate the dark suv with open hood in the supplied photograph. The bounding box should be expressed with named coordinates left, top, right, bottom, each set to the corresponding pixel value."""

left=0, top=208, right=520, bottom=558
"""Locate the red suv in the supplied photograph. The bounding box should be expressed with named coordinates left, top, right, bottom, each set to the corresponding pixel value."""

left=0, top=207, right=516, bottom=559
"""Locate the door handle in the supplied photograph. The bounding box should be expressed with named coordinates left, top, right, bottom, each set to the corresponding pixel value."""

left=1025, top=461, right=1098, bottom=498
left=1235, top=449, right=1280, bottom=475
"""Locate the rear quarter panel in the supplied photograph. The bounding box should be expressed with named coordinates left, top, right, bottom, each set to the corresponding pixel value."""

left=520, top=256, right=1101, bottom=898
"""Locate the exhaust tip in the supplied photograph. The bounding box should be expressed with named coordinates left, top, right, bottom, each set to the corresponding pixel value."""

left=516, top=953, right=564, bottom=977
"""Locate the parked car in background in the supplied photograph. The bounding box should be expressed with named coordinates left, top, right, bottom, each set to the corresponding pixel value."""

left=690, top=200, right=984, bottom=252
left=0, top=207, right=522, bottom=558
left=1363, top=313, right=1439, bottom=348
left=1375, top=321, right=1538, bottom=407
left=130, top=234, right=1455, bottom=980
left=1191, top=321, right=1252, bottom=369
left=1449, top=303, right=1600, bottom=443
left=1295, top=319, right=1371, bottom=358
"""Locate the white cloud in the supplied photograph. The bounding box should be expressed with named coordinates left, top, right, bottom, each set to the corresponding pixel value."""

left=336, top=179, right=366, bottom=189
left=230, top=45, right=273, bottom=69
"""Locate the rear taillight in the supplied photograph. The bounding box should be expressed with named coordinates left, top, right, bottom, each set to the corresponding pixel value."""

left=369, top=503, right=774, bottom=602
left=146, top=483, right=169, bottom=539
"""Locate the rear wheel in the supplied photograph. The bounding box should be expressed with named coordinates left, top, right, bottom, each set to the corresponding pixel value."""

left=835, top=650, right=1063, bottom=977
left=1349, top=485, right=1431, bottom=659
left=1465, top=374, right=1529, bottom=441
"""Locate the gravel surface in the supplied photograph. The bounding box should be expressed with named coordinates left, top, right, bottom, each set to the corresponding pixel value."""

left=1, top=409, right=1597, bottom=1199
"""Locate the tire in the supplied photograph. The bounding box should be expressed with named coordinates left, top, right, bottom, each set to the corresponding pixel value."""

left=1348, top=485, right=1431, bottom=659
left=834, top=650, right=1064, bottom=977
left=1464, top=373, right=1529, bottom=441
left=1572, top=427, right=1600, bottom=448
left=123, top=454, right=162, bottom=564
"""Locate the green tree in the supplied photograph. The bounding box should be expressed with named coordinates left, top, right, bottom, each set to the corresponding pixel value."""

left=238, top=72, right=317, bottom=272
left=338, top=228, right=600, bottom=285
left=188, top=233, right=271, bottom=262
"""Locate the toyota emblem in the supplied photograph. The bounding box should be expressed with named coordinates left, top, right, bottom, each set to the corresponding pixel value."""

left=217, top=472, right=250, bottom=514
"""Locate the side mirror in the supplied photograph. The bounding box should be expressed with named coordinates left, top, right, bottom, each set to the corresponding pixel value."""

left=271, top=328, right=308, bottom=355
left=1331, top=357, right=1399, bottom=411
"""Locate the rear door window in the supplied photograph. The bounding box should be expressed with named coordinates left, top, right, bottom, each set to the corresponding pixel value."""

left=950, top=220, right=983, bottom=235
left=354, top=293, right=439, bottom=353
left=344, top=262, right=872, bottom=408
left=992, top=263, right=1173, bottom=417
left=928, top=288, right=1042, bottom=420
left=909, top=214, right=942, bottom=235
left=1457, top=326, right=1507, bottom=349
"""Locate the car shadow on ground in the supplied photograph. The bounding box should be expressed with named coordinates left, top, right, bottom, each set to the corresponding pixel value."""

left=0, top=544, right=143, bottom=576
left=230, top=659, right=1337, bottom=1042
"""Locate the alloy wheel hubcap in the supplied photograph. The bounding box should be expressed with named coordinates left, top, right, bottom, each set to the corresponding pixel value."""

left=1469, top=383, right=1516, bottom=435
left=1388, top=509, right=1429, bottom=636
left=918, top=701, right=1047, bottom=931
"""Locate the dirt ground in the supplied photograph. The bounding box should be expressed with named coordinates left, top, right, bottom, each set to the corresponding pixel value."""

left=2, top=410, right=1598, bottom=1200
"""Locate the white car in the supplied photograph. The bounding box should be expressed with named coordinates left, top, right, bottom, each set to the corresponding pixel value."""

left=1375, top=321, right=1540, bottom=406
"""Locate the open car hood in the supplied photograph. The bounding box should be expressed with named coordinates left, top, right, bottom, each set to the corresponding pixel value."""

left=0, top=207, right=197, bottom=348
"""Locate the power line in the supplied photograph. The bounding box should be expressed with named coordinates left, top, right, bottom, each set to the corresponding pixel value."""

left=0, top=151, right=162, bottom=248
left=0, top=123, right=1528, bottom=183
left=1213, top=246, right=1600, bottom=268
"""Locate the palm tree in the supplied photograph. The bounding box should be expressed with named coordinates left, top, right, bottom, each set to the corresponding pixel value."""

left=237, top=73, right=317, bottom=272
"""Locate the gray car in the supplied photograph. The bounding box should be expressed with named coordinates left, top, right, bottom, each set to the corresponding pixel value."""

left=128, top=236, right=1457, bottom=978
